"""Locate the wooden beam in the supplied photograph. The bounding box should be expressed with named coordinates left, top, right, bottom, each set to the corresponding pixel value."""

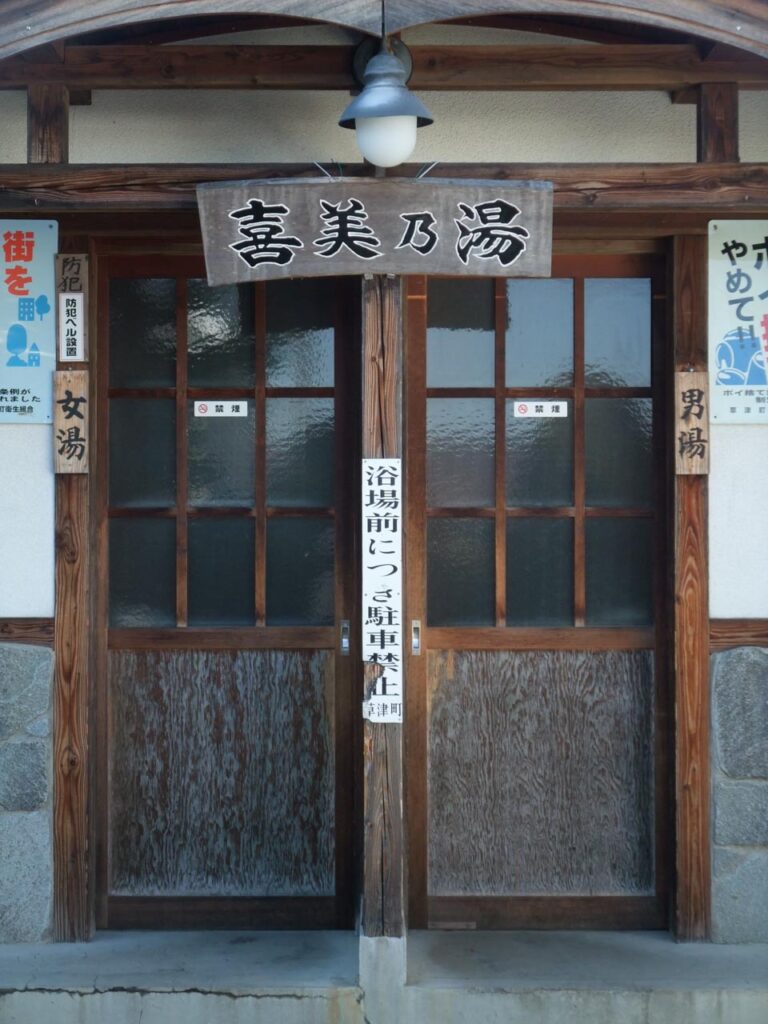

left=4, top=0, right=768, bottom=61
left=27, top=84, right=69, bottom=164
left=710, top=619, right=768, bottom=650
left=0, top=618, right=55, bottom=646
left=3, top=44, right=768, bottom=91
left=672, top=235, right=711, bottom=941
left=361, top=275, right=405, bottom=938
left=697, top=82, right=740, bottom=162
left=3, top=163, right=768, bottom=212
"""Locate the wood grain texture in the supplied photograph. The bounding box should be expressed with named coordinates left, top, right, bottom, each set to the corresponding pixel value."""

left=710, top=619, right=768, bottom=650
left=199, top=178, right=552, bottom=283
left=27, top=84, right=69, bottom=164
left=53, top=474, right=91, bottom=940
left=3, top=163, right=768, bottom=213
left=107, top=895, right=337, bottom=929
left=109, top=649, right=335, bottom=898
left=0, top=618, right=54, bottom=645
left=673, top=235, right=711, bottom=940
left=362, top=274, right=405, bottom=938
left=697, top=82, right=739, bottom=163
left=429, top=895, right=666, bottom=930
left=4, top=1, right=768, bottom=59
left=428, top=650, right=655, bottom=898
left=5, top=43, right=768, bottom=91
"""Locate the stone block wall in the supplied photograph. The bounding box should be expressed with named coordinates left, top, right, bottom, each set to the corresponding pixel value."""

left=711, top=647, right=768, bottom=943
left=0, top=643, right=54, bottom=942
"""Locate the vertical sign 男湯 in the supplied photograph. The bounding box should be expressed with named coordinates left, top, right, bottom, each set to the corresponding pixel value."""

left=0, top=221, right=58, bottom=422
left=362, top=458, right=403, bottom=723
left=675, top=371, right=710, bottom=475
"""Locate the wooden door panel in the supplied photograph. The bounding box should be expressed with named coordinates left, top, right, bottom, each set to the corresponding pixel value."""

left=109, top=648, right=335, bottom=898
left=427, top=649, right=654, bottom=897
left=406, top=256, right=670, bottom=929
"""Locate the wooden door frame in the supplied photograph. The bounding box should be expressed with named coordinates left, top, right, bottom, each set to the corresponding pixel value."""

left=49, top=217, right=714, bottom=941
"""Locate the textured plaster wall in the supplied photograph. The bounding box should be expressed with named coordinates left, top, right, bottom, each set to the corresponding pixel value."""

left=0, top=427, right=54, bottom=617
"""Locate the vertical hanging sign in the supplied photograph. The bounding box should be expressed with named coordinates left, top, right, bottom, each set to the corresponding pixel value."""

left=675, top=371, right=710, bottom=474
left=53, top=370, right=89, bottom=473
left=56, top=254, right=89, bottom=362
left=362, top=458, right=403, bottom=723
left=0, top=220, right=58, bottom=422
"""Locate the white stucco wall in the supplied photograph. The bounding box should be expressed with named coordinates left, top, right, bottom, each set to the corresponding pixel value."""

left=0, top=24, right=766, bottom=617
left=0, top=427, right=54, bottom=617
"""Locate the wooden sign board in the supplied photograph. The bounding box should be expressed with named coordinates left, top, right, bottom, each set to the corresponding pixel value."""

left=53, top=370, right=88, bottom=474
left=197, top=177, right=552, bottom=284
left=56, top=253, right=89, bottom=362
left=675, top=371, right=710, bottom=475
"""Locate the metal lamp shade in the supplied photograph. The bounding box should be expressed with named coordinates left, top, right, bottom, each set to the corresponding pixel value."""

left=339, top=51, right=434, bottom=128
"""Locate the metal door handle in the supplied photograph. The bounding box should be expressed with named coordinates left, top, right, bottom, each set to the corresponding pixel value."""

left=340, top=620, right=350, bottom=655
left=412, top=620, right=421, bottom=656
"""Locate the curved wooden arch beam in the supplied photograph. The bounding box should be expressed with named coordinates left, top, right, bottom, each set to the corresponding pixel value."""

left=0, top=1, right=383, bottom=59
left=386, top=1, right=768, bottom=56
left=3, top=0, right=768, bottom=59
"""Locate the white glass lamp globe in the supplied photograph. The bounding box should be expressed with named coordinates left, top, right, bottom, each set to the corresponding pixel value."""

left=354, top=115, right=418, bottom=169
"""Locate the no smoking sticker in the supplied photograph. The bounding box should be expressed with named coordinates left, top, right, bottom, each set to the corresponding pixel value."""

left=514, top=401, right=567, bottom=418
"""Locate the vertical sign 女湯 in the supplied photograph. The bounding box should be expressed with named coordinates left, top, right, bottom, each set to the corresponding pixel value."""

left=362, top=459, right=403, bottom=723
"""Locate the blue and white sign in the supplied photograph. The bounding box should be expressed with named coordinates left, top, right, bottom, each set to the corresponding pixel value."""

left=0, top=220, right=58, bottom=423
left=709, top=220, right=768, bottom=423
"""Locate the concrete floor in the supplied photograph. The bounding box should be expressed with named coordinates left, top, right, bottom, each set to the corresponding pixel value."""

left=0, top=930, right=767, bottom=1024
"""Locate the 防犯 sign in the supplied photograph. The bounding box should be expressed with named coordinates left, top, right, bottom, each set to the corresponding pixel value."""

left=198, top=177, right=552, bottom=284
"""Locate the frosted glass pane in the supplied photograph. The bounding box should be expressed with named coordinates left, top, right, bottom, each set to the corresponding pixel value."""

left=266, top=519, right=334, bottom=625
left=109, top=518, right=176, bottom=627
left=506, top=279, right=573, bottom=386
left=427, top=519, right=494, bottom=626
left=188, top=519, right=255, bottom=626
left=506, top=401, right=573, bottom=506
left=187, top=279, right=255, bottom=387
left=585, top=279, right=651, bottom=387
left=427, top=398, right=494, bottom=507
left=507, top=519, right=573, bottom=626
left=110, top=278, right=176, bottom=387
left=188, top=402, right=255, bottom=507
left=266, top=279, right=334, bottom=387
left=586, top=519, right=653, bottom=626
left=110, top=399, right=175, bottom=507
left=585, top=399, right=652, bottom=507
left=427, top=279, right=495, bottom=387
left=266, top=398, right=334, bottom=507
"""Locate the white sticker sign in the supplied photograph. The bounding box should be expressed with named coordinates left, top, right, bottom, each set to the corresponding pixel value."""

left=194, top=400, right=248, bottom=417
left=709, top=221, right=768, bottom=423
left=58, top=292, right=85, bottom=361
left=513, top=400, right=568, bottom=418
left=362, top=458, right=402, bottom=724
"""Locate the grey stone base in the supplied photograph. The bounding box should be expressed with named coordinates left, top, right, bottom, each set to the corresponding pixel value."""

left=711, top=647, right=768, bottom=944
left=0, top=643, right=53, bottom=942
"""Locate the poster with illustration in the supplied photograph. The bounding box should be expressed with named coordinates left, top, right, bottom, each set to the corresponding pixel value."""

left=708, top=220, right=768, bottom=423
left=0, top=221, right=58, bottom=423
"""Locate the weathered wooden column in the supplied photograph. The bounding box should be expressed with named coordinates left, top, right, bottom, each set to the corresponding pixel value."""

left=672, top=79, right=733, bottom=941
left=360, top=274, right=406, bottom=983
left=28, top=80, right=92, bottom=941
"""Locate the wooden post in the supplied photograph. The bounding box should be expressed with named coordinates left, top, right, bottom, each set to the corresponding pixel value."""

left=29, top=74, right=92, bottom=941
left=27, top=84, right=69, bottom=164
left=673, top=235, right=711, bottom=940
left=361, top=275, right=405, bottom=937
left=696, top=82, right=739, bottom=163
